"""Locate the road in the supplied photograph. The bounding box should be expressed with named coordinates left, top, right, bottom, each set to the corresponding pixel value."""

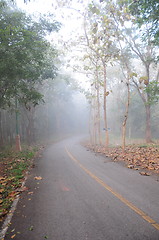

left=2, top=136, right=159, bottom=240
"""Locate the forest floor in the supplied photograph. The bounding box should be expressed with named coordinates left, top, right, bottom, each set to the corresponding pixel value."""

left=0, top=145, right=44, bottom=225
left=85, top=143, right=159, bottom=178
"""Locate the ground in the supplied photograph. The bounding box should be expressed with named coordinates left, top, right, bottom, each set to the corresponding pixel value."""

left=0, top=145, right=44, bottom=225
left=85, top=143, right=159, bottom=178
left=1, top=141, right=159, bottom=226
left=1, top=138, right=159, bottom=239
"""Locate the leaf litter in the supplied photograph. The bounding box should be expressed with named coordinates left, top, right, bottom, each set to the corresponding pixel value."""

left=86, top=144, right=159, bottom=177
left=0, top=145, right=43, bottom=223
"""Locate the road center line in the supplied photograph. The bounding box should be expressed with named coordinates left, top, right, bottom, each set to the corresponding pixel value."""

left=65, top=146, right=159, bottom=231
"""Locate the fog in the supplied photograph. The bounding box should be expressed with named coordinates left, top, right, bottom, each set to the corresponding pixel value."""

left=0, top=0, right=159, bottom=150
left=0, top=75, right=89, bottom=146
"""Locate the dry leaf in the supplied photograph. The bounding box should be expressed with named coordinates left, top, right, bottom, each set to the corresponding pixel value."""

left=0, top=189, right=5, bottom=193
left=139, top=172, right=150, bottom=176
left=127, top=165, right=134, bottom=169
left=16, top=186, right=28, bottom=193
left=28, top=192, right=33, bottom=195
left=11, top=234, right=16, bottom=239
left=34, top=176, right=42, bottom=180
left=0, top=177, right=5, bottom=181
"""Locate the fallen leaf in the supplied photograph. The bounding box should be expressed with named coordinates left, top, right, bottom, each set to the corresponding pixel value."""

left=0, top=177, right=5, bottom=180
left=11, top=234, right=16, bottom=238
left=139, top=172, right=150, bottom=176
left=29, top=226, right=34, bottom=231
left=8, top=191, right=17, bottom=198
left=28, top=192, right=33, bottom=195
left=16, top=186, right=28, bottom=193
left=127, top=165, right=134, bottom=169
left=34, top=176, right=43, bottom=180
left=0, top=189, right=5, bottom=193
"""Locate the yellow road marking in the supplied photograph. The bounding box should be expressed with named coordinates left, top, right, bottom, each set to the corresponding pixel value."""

left=65, top=146, right=159, bottom=232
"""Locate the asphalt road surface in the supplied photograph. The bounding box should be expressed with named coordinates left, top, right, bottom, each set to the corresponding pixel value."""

left=2, top=136, right=159, bottom=240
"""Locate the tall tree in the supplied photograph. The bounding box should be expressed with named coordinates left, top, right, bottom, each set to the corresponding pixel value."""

left=110, top=0, right=159, bottom=143
left=84, top=1, right=119, bottom=147
left=0, top=1, right=60, bottom=149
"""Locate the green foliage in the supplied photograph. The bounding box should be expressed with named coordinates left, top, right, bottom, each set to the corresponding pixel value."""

left=145, top=81, right=159, bottom=105
left=122, top=0, right=159, bottom=45
left=129, top=72, right=137, bottom=78
left=0, top=1, right=60, bottom=109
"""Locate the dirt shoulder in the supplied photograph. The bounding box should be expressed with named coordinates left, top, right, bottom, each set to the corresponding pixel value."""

left=85, top=143, right=159, bottom=180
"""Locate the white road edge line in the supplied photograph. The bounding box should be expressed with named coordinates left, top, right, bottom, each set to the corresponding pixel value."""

left=0, top=176, right=27, bottom=240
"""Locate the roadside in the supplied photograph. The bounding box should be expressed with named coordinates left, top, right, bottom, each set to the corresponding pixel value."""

left=85, top=143, right=159, bottom=180
left=1, top=137, right=159, bottom=240
left=0, top=145, right=44, bottom=227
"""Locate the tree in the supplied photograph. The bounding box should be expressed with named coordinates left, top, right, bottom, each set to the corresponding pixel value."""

left=84, top=1, right=119, bottom=147
left=0, top=3, right=60, bottom=109
left=0, top=1, right=60, bottom=149
left=127, top=0, right=159, bottom=45
left=109, top=0, right=159, bottom=143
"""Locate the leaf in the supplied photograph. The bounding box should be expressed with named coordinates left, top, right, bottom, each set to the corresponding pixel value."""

left=16, top=186, right=28, bottom=192
left=129, top=72, right=137, bottom=78
left=105, top=91, right=109, bottom=96
left=11, top=234, right=16, bottom=239
left=8, top=191, right=17, bottom=198
left=139, top=172, right=150, bottom=176
left=34, top=176, right=43, bottom=180
left=28, top=192, right=33, bottom=195
left=29, top=226, right=34, bottom=231
left=0, top=189, right=5, bottom=193
left=127, top=164, right=134, bottom=169
left=0, top=177, right=5, bottom=181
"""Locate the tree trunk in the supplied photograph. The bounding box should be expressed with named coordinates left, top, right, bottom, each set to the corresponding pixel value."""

left=15, top=98, right=21, bottom=151
left=92, top=96, right=97, bottom=146
left=122, top=73, right=130, bottom=151
left=96, top=71, right=102, bottom=146
left=145, top=104, right=152, bottom=143
left=103, top=61, right=109, bottom=147
left=145, top=64, right=152, bottom=143
left=122, top=85, right=130, bottom=151
left=89, top=104, right=93, bottom=145
left=0, top=111, right=4, bottom=147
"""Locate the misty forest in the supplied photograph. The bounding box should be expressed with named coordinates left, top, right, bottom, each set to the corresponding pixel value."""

left=0, top=0, right=159, bottom=230
left=1, top=0, right=159, bottom=150
left=0, top=0, right=159, bottom=150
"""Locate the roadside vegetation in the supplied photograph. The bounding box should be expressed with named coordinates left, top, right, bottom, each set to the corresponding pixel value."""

left=0, top=145, right=43, bottom=222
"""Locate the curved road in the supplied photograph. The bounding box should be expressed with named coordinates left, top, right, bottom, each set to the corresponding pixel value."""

left=2, top=136, right=159, bottom=239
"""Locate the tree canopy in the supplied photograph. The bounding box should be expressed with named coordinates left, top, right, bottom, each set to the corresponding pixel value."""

left=0, top=1, right=60, bottom=109
left=120, top=0, right=159, bottom=45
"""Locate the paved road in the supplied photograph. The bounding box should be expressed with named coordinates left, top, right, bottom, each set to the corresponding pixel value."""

left=2, top=136, right=159, bottom=239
